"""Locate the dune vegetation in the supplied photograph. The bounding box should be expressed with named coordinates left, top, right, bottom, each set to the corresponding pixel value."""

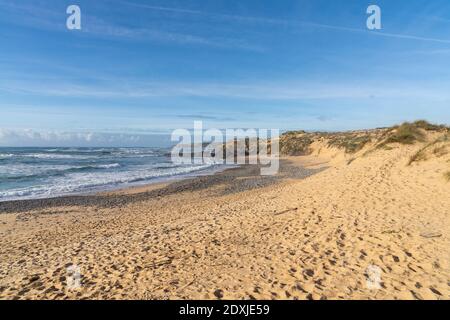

left=280, top=120, right=449, bottom=157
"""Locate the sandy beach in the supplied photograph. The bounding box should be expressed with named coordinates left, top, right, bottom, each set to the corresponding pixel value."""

left=3, top=0, right=450, bottom=306
left=0, top=127, right=449, bottom=300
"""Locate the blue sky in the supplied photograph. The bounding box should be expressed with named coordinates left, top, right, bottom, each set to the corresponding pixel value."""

left=1, top=0, right=450, bottom=146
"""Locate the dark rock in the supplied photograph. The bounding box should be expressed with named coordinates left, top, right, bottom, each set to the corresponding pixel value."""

left=214, top=289, right=224, bottom=299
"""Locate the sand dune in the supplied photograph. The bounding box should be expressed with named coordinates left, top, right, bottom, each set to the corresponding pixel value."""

left=0, top=126, right=449, bottom=300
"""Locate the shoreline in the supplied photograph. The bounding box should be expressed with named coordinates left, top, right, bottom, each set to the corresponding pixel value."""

left=0, top=162, right=232, bottom=204
left=0, top=158, right=324, bottom=214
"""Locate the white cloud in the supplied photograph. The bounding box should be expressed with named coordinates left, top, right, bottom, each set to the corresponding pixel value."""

left=0, top=129, right=158, bottom=147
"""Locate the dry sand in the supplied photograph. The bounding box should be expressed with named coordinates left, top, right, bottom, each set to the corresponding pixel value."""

left=0, top=138, right=449, bottom=300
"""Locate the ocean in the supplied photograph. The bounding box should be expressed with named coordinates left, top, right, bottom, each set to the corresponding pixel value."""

left=0, top=147, right=218, bottom=201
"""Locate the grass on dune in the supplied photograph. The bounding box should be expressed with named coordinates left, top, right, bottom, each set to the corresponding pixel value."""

left=383, top=122, right=425, bottom=145
left=280, top=135, right=313, bottom=156
left=280, top=120, right=449, bottom=157
left=413, top=120, right=449, bottom=132
left=380, top=120, right=448, bottom=148
left=433, top=145, right=448, bottom=157
left=408, top=134, right=449, bottom=166
left=327, top=134, right=372, bottom=154
left=408, top=147, right=429, bottom=165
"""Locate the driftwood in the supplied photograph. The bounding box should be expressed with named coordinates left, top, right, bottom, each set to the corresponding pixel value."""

left=420, top=231, right=442, bottom=239
left=274, top=207, right=298, bottom=216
